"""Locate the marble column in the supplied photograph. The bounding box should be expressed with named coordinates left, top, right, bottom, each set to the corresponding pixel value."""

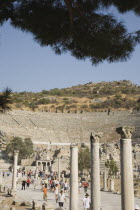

left=0, top=171, right=2, bottom=185
left=41, top=162, right=43, bottom=171
left=110, top=179, right=114, bottom=192
left=58, top=157, right=60, bottom=180
left=103, top=171, right=108, bottom=191
left=70, top=144, right=78, bottom=210
left=11, top=150, right=19, bottom=197
left=90, top=133, right=101, bottom=210
left=116, top=126, right=135, bottom=210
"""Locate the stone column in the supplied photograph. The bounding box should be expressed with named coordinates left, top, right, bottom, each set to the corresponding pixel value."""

left=58, top=157, right=60, bottom=180
left=110, top=179, right=114, bottom=192
left=103, top=171, right=108, bottom=191
left=90, top=133, right=101, bottom=210
left=70, top=144, right=78, bottom=210
left=11, top=150, right=19, bottom=197
left=0, top=171, right=2, bottom=185
left=116, top=126, right=135, bottom=210
left=41, top=162, right=43, bottom=171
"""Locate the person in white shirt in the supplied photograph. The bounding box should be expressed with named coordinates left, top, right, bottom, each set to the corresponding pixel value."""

left=58, top=190, right=66, bottom=208
left=54, top=184, right=59, bottom=203
left=135, top=205, right=140, bottom=210
left=64, top=180, right=68, bottom=193
left=83, top=193, right=90, bottom=210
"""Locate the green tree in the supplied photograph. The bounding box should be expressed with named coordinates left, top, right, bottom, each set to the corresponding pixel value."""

left=0, top=1, right=140, bottom=65
left=29, top=102, right=38, bottom=111
left=78, top=147, right=90, bottom=172
left=24, top=138, right=34, bottom=158
left=105, top=159, right=118, bottom=177
left=5, top=137, right=34, bottom=163
left=37, top=98, right=50, bottom=105
left=0, top=87, right=12, bottom=113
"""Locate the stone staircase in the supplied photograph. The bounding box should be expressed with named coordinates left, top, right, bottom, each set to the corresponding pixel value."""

left=0, top=110, right=139, bottom=143
left=0, top=159, right=11, bottom=170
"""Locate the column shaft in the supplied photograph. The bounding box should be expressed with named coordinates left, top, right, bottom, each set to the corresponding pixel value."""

left=91, top=141, right=100, bottom=210
left=103, top=171, right=108, bottom=191
left=58, top=158, right=60, bottom=180
left=110, top=179, right=114, bottom=192
left=120, top=138, right=134, bottom=210
left=11, top=150, right=19, bottom=196
left=70, top=144, right=78, bottom=210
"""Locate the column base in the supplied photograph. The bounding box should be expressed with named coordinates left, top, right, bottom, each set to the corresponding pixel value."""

left=11, top=189, right=17, bottom=197
left=102, top=187, right=108, bottom=192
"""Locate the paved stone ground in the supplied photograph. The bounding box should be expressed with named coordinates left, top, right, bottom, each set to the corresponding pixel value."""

left=13, top=183, right=140, bottom=210
left=2, top=175, right=140, bottom=210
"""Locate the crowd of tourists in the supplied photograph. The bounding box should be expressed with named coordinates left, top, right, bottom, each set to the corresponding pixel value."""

left=19, top=169, right=91, bottom=209
left=2, top=169, right=140, bottom=210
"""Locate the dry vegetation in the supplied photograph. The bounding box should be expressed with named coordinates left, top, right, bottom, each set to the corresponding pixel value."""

left=9, top=80, right=140, bottom=112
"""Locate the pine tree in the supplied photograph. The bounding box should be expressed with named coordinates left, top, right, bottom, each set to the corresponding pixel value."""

left=0, top=87, right=12, bottom=113
left=0, top=0, right=140, bottom=65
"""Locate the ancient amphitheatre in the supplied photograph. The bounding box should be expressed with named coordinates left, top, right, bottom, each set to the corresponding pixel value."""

left=0, top=106, right=140, bottom=209
left=0, top=109, right=140, bottom=143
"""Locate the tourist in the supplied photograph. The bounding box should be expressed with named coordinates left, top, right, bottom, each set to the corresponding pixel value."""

left=54, top=184, right=59, bottom=203
left=64, top=180, right=68, bottom=193
left=135, top=205, right=140, bottom=210
left=83, top=193, right=90, bottom=210
left=33, top=177, right=37, bottom=189
left=51, top=179, right=55, bottom=192
left=21, top=180, right=26, bottom=190
left=2, top=171, right=6, bottom=178
left=43, top=184, right=48, bottom=201
left=44, top=177, right=48, bottom=186
left=79, top=181, right=82, bottom=193
left=27, top=178, right=31, bottom=187
left=58, top=190, right=66, bottom=208
left=83, top=181, right=89, bottom=193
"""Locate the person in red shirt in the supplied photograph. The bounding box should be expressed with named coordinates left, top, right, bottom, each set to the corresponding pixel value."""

left=27, top=178, right=31, bottom=187
left=83, top=181, right=89, bottom=193
left=43, top=185, right=48, bottom=201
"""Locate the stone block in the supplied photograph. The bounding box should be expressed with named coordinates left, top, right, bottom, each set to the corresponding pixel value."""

left=32, top=201, right=42, bottom=210
left=1, top=204, right=10, bottom=209
left=42, top=203, right=55, bottom=210
left=55, top=208, right=64, bottom=210
left=134, top=189, right=139, bottom=197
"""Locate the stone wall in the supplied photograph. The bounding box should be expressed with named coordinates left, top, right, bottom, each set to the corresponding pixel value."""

left=0, top=110, right=140, bottom=143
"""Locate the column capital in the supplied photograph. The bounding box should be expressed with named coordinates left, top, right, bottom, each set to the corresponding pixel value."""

left=116, top=126, right=135, bottom=139
left=90, top=132, right=102, bottom=143
left=70, top=143, right=78, bottom=148
left=14, top=150, right=19, bottom=155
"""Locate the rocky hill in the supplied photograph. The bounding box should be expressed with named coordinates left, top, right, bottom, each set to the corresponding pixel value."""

left=10, top=80, right=140, bottom=112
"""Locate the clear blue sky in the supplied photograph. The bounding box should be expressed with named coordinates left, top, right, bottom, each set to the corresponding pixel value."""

left=0, top=7, right=140, bottom=92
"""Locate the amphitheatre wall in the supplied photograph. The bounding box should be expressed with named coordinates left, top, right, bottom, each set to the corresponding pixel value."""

left=0, top=109, right=139, bottom=144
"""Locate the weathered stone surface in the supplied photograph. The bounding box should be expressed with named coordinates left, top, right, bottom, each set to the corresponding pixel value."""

left=11, top=150, right=19, bottom=197
left=0, top=110, right=139, bottom=144
left=10, top=207, right=16, bottom=210
left=90, top=133, right=100, bottom=210
left=118, top=130, right=134, bottom=210
left=42, top=203, right=55, bottom=210
left=116, top=126, right=135, bottom=139
left=32, top=201, right=42, bottom=210
left=1, top=204, right=10, bottom=209
left=90, top=132, right=102, bottom=143
left=70, top=144, right=78, bottom=210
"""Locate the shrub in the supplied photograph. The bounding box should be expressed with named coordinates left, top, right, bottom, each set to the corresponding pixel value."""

left=5, top=137, right=34, bottom=164
left=37, top=98, right=50, bottom=105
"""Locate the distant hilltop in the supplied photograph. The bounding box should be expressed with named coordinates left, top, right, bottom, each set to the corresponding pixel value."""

left=4, top=80, right=140, bottom=112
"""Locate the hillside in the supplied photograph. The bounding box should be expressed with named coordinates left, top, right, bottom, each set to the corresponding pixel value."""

left=9, top=80, right=140, bottom=112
